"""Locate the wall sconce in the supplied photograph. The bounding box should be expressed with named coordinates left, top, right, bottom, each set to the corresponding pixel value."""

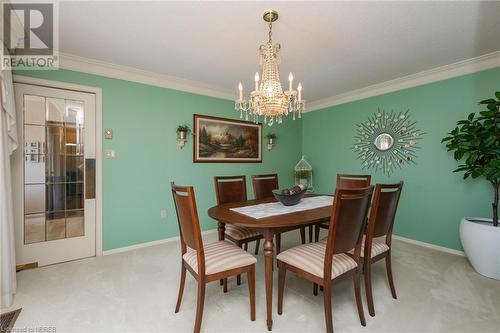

left=176, top=125, right=191, bottom=149
left=266, top=133, right=277, bottom=151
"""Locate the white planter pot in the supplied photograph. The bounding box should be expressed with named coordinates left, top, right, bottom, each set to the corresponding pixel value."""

left=459, top=218, right=500, bottom=280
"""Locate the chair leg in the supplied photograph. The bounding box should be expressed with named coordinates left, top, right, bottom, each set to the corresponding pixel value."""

left=323, top=283, right=334, bottom=333
left=244, top=242, right=248, bottom=251
left=276, top=234, right=282, bottom=268
left=308, top=226, right=313, bottom=243
left=255, top=239, right=260, bottom=255
left=175, top=264, right=186, bottom=313
left=223, top=278, right=228, bottom=293
left=385, top=253, right=397, bottom=299
left=247, top=265, right=256, bottom=321
left=193, top=281, right=206, bottom=333
left=237, top=243, right=242, bottom=285
left=276, top=233, right=281, bottom=254
left=277, top=261, right=287, bottom=315
left=353, top=268, right=366, bottom=327
left=364, top=258, right=375, bottom=317
left=313, top=283, right=318, bottom=296
left=314, top=225, right=320, bottom=242
left=300, top=227, right=306, bottom=244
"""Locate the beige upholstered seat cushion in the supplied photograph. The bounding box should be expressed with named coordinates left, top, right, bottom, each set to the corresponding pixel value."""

left=319, top=236, right=389, bottom=258
left=183, top=241, right=257, bottom=275
left=225, top=225, right=261, bottom=241
left=276, top=242, right=357, bottom=279
left=359, top=237, right=389, bottom=258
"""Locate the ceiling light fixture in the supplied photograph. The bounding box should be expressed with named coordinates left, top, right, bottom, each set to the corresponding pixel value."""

left=235, top=10, right=305, bottom=126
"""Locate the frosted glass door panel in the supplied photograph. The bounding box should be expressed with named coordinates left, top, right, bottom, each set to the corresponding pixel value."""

left=24, top=95, right=45, bottom=125
left=24, top=184, right=45, bottom=214
left=24, top=213, right=45, bottom=244
left=46, top=98, right=65, bottom=124
left=24, top=125, right=46, bottom=184
left=45, top=126, right=65, bottom=183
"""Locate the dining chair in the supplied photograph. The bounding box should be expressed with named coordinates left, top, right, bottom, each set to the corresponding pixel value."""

left=363, top=182, right=403, bottom=317
left=337, top=173, right=372, bottom=188
left=314, top=174, right=372, bottom=242
left=250, top=173, right=307, bottom=254
left=277, top=186, right=374, bottom=333
left=171, top=182, right=257, bottom=333
left=214, top=175, right=263, bottom=287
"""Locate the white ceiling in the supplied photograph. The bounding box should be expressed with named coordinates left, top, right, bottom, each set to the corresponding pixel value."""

left=58, top=1, right=500, bottom=103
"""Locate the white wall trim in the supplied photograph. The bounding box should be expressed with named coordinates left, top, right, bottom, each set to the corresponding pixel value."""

left=393, top=235, right=465, bottom=257
left=13, top=75, right=104, bottom=257
left=307, top=51, right=500, bottom=112
left=58, top=53, right=234, bottom=101
left=103, top=229, right=218, bottom=256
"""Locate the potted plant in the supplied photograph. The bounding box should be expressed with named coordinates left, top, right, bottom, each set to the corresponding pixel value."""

left=442, top=92, right=500, bottom=279
left=266, top=133, right=277, bottom=150
left=176, top=125, right=191, bottom=140
left=294, top=169, right=312, bottom=187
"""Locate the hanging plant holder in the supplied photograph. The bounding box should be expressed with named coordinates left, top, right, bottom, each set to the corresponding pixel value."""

left=294, top=156, right=313, bottom=192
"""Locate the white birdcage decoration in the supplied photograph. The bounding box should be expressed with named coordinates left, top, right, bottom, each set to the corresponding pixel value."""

left=294, top=156, right=313, bottom=192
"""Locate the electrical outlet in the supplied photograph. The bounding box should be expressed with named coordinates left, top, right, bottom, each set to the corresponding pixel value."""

left=160, top=209, right=167, bottom=219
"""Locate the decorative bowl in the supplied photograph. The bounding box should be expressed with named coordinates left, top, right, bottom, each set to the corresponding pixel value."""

left=272, top=188, right=307, bottom=206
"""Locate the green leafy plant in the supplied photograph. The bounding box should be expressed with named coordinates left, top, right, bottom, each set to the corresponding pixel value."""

left=294, top=170, right=311, bottom=179
left=176, top=125, right=191, bottom=134
left=266, top=133, right=277, bottom=140
left=442, top=92, right=500, bottom=226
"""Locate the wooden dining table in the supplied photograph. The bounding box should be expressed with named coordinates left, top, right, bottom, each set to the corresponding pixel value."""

left=208, top=195, right=333, bottom=331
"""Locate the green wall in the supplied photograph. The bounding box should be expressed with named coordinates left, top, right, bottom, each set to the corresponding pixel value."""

left=16, top=66, right=500, bottom=252
left=302, top=67, right=500, bottom=251
left=15, top=69, right=303, bottom=251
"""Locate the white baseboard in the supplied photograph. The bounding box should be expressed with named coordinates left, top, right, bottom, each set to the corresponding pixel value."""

left=102, top=229, right=218, bottom=256
left=392, top=235, right=465, bottom=257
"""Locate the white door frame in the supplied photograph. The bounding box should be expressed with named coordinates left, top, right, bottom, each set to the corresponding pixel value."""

left=13, top=75, right=103, bottom=257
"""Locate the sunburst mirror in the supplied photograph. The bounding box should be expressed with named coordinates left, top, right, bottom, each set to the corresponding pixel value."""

left=352, top=109, right=424, bottom=175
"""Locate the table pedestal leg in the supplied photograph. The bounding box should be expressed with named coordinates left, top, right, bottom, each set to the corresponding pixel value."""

left=218, top=221, right=225, bottom=241
left=264, top=231, right=274, bottom=331
left=218, top=222, right=226, bottom=286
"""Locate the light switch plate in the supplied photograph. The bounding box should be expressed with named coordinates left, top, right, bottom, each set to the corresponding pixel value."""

left=104, top=149, right=116, bottom=159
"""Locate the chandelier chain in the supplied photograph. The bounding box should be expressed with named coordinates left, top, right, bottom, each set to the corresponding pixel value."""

left=268, top=21, right=272, bottom=44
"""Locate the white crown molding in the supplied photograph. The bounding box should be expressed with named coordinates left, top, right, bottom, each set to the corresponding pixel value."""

left=55, top=51, right=499, bottom=110
left=306, top=51, right=500, bottom=112
left=58, top=53, right=235, bottom=101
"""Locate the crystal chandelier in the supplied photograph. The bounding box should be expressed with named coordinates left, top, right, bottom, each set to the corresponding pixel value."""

left=235, top=10, right=305, bottom=126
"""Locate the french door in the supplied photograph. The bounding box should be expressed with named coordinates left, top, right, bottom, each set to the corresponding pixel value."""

left=12, top=83, right=97, bottom=266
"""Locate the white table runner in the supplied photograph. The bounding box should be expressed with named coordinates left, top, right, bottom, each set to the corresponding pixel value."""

left=230, top=196, right=333, bottom=219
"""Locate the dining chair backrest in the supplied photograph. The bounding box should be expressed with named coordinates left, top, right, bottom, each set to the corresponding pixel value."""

left=323, top=187, right=374, bottom=277
left=367, top=182, right=404, bottom=240
left=214, top=175, right=247, bottom=205
left=251, top=173, right=279, bottom=199
left=171, top=182, right=204, bottom=256
left=336, top=174, right=371, bottom=189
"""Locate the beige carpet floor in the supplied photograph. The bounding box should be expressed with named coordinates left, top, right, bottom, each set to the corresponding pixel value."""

left=4, top=230, right=500, bottom=332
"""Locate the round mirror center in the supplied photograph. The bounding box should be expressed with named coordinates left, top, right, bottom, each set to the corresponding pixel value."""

left=374, top=133, right=394, bottom=151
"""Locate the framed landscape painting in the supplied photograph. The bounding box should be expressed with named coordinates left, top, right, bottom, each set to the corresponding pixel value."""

left=193, top=114, right=262, bottom=163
